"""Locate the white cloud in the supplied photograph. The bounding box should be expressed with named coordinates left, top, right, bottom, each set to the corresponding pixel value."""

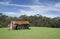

left=19, top=5, right=60, bottom=16
left=32, top=0, right=41, bottom=4
left=1, top=3, right=60, bottom=17
left=0, top=0, right=60, bottom=17
left=0, top=0, right=11, bottom=5
left=19, top=9, right=38, bottom=16
left=54, top=2, right=60, bottom=8
left=3, top=12, right=21, bottom=17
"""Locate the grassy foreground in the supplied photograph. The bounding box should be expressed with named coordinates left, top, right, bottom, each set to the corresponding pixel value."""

left=0, top=27, right=60, bottom=39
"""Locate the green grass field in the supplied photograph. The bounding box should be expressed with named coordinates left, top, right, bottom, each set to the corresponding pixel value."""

left=0, top=27, right=60, bottom=39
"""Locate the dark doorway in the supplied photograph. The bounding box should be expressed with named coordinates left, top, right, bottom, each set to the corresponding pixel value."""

left=14, top=24, right=29, bottom=30
left=14, top=25, right=18, bottom=30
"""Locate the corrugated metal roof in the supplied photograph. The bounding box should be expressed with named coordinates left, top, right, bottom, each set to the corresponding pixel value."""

left=12, top=21, right=30, bottom=25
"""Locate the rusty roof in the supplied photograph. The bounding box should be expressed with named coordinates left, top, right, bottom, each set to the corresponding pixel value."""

left=11, top=21, right=30, bottom=25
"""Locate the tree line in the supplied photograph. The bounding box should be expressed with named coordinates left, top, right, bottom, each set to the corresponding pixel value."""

left=0, top=13, right=60, bottom=28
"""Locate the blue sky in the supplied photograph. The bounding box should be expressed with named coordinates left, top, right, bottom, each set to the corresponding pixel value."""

left=0, top=0, right=60, bottom=18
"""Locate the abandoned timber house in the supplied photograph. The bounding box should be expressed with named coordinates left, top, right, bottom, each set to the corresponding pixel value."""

left=8, top=21, right=30, bottom=30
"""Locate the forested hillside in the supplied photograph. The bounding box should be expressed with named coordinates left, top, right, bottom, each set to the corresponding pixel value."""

left=0, top=13, right=60, bottom=28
